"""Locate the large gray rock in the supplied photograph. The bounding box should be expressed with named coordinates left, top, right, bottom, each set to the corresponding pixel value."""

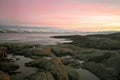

left=51, top=47, right=74, bottom=57
left=26, top=57, right=79, bottom=80
left=0, top=47, right=19, bottom=72
left=0, top=47, right=7, bottom=60
left=26, top=71, right=55, bottom=80
left=62, top=58, right=81, bottom=68
left=0, top=61, right=19, bottom=72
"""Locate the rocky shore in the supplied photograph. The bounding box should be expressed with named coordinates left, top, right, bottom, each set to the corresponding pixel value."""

left=0, top=47, right=19, bottom=80
left=0, top=44, right=81, bottom=80
left=0, top=32, right=120, bottom=80
left=53, top=32, right=120, bottom=80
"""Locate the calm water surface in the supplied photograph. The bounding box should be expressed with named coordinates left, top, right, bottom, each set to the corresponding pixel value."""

left=0, top=33, right=73, bottom=45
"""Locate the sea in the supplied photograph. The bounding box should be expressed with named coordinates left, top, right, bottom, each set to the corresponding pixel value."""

left=0, top=25, right=115, bottom=45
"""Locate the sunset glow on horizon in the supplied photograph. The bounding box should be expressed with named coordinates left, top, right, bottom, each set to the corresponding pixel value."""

left=0, top=0, right=120, bottom=31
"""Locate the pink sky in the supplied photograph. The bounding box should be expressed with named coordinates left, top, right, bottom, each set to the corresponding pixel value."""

left=0, top=0, right=120, bottom=31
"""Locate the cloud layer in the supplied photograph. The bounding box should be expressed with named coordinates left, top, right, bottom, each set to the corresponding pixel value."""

left=0, top=0, right=120, bottom=31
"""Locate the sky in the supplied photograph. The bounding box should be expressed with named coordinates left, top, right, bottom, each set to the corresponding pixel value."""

left=0, top=0, right=120, bottom=31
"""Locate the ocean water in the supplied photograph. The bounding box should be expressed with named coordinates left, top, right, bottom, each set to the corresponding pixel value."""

left=0, top=33, right=73, bottom=45
left=0, top=25, right=114, bottom=45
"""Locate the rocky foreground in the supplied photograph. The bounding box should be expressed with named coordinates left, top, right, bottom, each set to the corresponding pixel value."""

left=0, top=32, right=120, bottom=80
left=53, top=32, right=120, bottom=80
left=0, top=47, right=19, bottom=80
left=0, top=44, right=81, bottom=80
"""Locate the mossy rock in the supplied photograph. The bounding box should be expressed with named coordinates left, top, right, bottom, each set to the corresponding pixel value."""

left=26, top=57, right=80, bottom=80
left=26, top=71, right=55, bottom=80
left=0, top=61, right=19, bottom=72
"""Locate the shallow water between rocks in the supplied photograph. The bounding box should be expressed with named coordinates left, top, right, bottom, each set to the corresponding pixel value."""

left=7, top=54, right=38, bottom=80
left=7, top=54, right=100, bottom=80
left=62, top=55, right=100, bottom=80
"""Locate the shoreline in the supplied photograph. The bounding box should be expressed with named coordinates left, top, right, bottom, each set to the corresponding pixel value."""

left=0, top=32, right=120, bottom=80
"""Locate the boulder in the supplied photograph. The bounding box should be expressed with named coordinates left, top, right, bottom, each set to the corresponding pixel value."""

left=62, top=58, right=81, bottom=68
left=0, top=61, right=19, bottom=72
left=26, top=57, right=79, bottom=80
left=26, top=71, right=55, bottom=80
left=51, top=47, right=73, bottom=57
left=0, top=47, right=7, bottom=60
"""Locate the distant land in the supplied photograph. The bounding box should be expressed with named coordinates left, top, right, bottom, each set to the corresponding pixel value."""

left=0, top=25, right=79, bottom=34
left=0, top=25, right=119, bottom=35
